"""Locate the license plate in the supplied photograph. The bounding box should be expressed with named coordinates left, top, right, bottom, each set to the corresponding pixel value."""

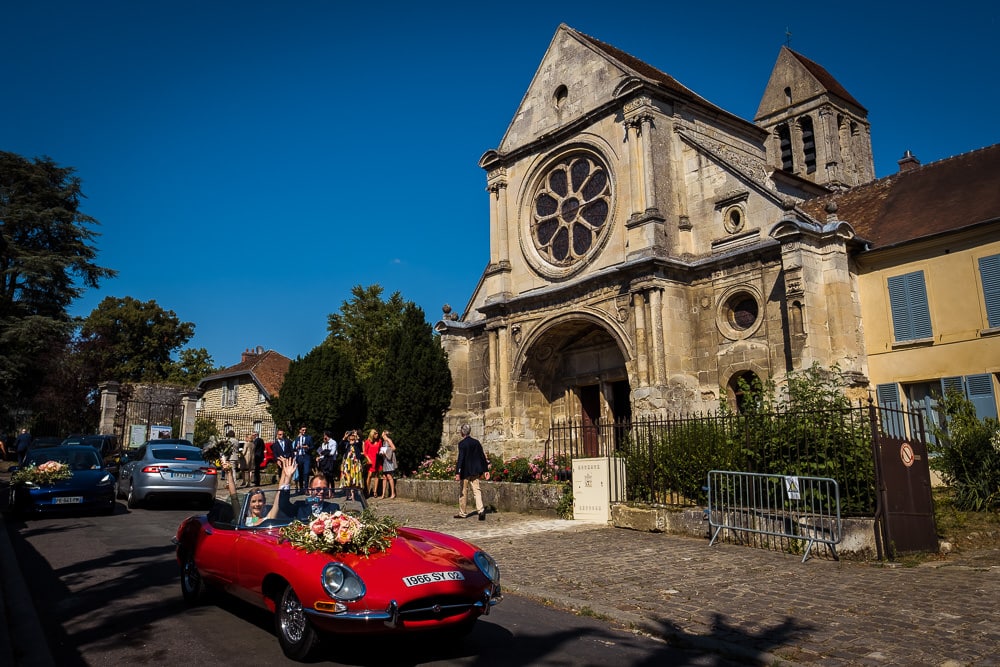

left=54, top=496, right=83, bottom=504
left=402, top=571, right=465, bottom=587
left=169, top=472, right=195, bottom=480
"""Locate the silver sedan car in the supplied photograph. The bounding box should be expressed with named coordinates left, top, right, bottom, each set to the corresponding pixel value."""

left=116, top=440, right=218, bottom=509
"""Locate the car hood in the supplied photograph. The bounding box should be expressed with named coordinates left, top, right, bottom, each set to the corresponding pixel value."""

left=24, top=469, right=114, bottom=489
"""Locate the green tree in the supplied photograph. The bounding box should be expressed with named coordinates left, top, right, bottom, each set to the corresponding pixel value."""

left=368, top=303, right=453, bottom=474
left=163, top=347, right=217, bottom=387
left=326, top=284, right=406, bottom=384
left=0, top=151, right=115, bottom=430
left=77, top=296, right=195, bottom=383
left=269, top=344, right=365, bottom=438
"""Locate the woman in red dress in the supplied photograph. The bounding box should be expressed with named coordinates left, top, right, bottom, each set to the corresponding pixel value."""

left=363, top=429, right=383, bottom=498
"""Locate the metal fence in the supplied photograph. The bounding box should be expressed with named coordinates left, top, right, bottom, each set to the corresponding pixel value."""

left=706, top=470, right=842, bottom=562
left=547, top=402, right=883, bottom=515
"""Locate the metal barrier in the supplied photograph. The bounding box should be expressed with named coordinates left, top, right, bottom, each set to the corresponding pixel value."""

left=706, top=470, right=842, bottom=563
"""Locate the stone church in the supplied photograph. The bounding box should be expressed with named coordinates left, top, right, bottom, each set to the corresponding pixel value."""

left=437, top=24, right=876, bottom=456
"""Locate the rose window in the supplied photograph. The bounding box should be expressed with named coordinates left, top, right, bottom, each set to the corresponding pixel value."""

left=531, top=153, right=611, bottom=267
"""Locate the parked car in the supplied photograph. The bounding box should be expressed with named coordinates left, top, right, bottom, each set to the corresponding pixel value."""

left=8, top=445, right=116, bottom=516
left=116, top=440, right=218, bottom=509
left=62, top=434, right=121, bottom=473
left=27, top=436, right=64, bottom=451
left=173, top=488, right=502, bottom=661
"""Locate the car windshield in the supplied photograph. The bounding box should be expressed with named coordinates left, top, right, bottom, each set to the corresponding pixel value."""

left=152, top=448, right=205, bottom=461
left=234, top=488, right=367, bottom=530
left=25, top=449, right=101, bottom=470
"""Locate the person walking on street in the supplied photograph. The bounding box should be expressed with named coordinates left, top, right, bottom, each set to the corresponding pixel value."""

left=293, top=426, right=314, bottom=494
left=249, top=431, right=266, bottom=486
left=15, top=428, right=31, bottom=465
left=454, top=423, right=490, bottom=520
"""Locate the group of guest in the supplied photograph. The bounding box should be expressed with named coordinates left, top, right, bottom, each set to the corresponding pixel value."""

left=270, top=426, right=397, bottom=498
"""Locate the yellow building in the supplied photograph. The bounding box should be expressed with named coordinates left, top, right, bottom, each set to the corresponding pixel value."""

left=801, top=145, right=1000, bottom=435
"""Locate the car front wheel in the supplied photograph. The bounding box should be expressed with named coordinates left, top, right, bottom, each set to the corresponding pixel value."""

left=275, top=584, right=321, bottom=661
left=180, top=552, right=207, bottom=604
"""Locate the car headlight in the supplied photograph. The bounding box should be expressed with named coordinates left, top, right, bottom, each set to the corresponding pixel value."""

left=98, top=474, right=113, bottom=486
left=474, top=551, right=500, bottom=584
left=321, top=563, right=365, bottom=601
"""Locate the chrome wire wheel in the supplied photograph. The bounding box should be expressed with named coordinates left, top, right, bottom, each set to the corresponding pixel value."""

left=275, top=584, right=320, bottom=660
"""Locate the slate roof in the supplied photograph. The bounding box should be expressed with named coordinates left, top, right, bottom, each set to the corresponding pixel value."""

left=197, top=349, right=291, bottom=399
left=799, top=144, right=1000, bottom=249
left=785, top=47, right=866, bottom=112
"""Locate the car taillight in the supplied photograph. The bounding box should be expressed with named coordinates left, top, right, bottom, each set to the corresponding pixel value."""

left=141, top=465, right=167, bottom=473
left=201, top=467, right=218, bottom=475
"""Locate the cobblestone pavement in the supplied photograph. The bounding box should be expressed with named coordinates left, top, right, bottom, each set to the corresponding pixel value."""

left=367, top=496, right=1000, bottom=667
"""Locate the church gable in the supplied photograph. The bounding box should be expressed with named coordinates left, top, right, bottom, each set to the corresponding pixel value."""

left=498, top=25, right=636, bottom=154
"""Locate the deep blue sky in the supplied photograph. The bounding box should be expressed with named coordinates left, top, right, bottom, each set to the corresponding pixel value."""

left=4, top=2, right=997, bottom=368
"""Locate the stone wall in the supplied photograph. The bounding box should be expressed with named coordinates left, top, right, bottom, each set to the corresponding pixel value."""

left=398, top=478, right=881, bottom=560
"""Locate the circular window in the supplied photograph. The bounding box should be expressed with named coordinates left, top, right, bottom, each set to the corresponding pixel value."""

left=531, top=153, right=612, bottom=269
left=728, top=297, right=758, bottom=330
left=717, top=288, right=763, bottom=340
left=724, top=206, right=745, bottom=234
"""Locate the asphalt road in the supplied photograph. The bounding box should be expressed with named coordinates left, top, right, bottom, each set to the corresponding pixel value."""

left=4, top=500, right=740, bottom=666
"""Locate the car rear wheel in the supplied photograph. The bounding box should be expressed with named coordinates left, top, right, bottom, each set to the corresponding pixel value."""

left=275, top=584, right=321, bottom=661
left=179, top=552, right=208, bottom=604
left=126, top=482, right=140, bottom=509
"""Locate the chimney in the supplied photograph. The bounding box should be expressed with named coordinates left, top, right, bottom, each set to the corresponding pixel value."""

left=241, top=347, right=258, bottom=363
left=898, top=150, right=920, bottom=172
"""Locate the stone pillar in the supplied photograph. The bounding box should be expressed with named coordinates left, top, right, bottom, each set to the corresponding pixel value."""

left=181, top=391, right=200, bottom=442
left=648, top=287, right=665, bottom=386
left=97, top=381, right=120, bottom=435
left=632, top=291, right=649, bottom=387
left=497, top=325, right=511, bottom=408
left=491, top=180, right=509, bottom=263
left=488, top=328, right=499, bottom=409
left=638, top=113, right=657, bottom=213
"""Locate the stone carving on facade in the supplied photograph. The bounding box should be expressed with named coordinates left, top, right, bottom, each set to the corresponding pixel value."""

left=678, top=128, right=771, bottom=190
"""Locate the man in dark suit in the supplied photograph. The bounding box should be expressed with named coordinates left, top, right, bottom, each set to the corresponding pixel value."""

left=292, top=426, right=314, bottom=494
left=249, top=431, right=266, bottom=486
left=271, top=429, right=293, bottom=460
left=454, top=423, right=491, bottom=521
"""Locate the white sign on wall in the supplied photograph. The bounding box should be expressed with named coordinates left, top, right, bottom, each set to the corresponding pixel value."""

left=572, top=457, right=626, bottom=523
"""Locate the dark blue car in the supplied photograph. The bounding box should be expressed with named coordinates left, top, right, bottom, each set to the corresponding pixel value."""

left=8, top=445, right=117, bottom=516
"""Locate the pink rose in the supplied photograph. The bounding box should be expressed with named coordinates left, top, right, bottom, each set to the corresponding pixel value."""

left=310, top=519, right=326, bottom=535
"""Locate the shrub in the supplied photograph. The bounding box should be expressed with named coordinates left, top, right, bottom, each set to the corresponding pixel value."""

left=930, top=389, right=1000, bottom=511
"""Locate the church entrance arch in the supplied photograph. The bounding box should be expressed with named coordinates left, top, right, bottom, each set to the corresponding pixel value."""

left=515, top=316, right=631, bottom=437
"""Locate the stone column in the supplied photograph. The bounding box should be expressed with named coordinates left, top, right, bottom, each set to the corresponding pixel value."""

left=97, top=381, right=120, bottom=435
left=497, top=325, right=511, bottom=408
left=488, top=328, right=499, bottom=409
left=632, top=291, right=649, bottom=387
left=181, top=391, right=200, bottom=442
left=648, top=287, right=665, bottom=386
left=638, top=113, right=657, bottom=213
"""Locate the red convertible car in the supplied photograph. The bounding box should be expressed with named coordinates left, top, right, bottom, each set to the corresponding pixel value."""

left=173, top=488, right=502, bottom=660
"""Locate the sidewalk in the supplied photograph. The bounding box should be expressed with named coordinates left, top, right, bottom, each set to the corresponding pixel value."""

left=3, top=479, right=999, bottom=666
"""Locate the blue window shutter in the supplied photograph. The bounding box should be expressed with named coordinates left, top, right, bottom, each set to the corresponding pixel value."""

left=876, top=383, right=905, bottom=437
left=888, top=271, right=932, bottom=341
left=941, top=376, right=964, bottom=396
left=965, top=373, right=998, bottom=421
left=979, top=254, right=1000, bottom=328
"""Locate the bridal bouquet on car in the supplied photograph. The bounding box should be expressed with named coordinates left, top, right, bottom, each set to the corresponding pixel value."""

left=280, top=509, right=399, bottom=556
left=12, top=460, right=72, bottom=486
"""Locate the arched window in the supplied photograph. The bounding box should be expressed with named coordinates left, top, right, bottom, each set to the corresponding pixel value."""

left=777, top=124, right=793, bottom=172
left=799, top=116, right=816, bottom=173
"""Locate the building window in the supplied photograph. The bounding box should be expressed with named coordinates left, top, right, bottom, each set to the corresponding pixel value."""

left=258, top=391, right=266, bottom=404
left=979, top=253, right=1000, bottom=328
left=723, top=205, right=745, bottom=234
left=877, top=374, right=998, bottom=444
left=777, top=124, right=793, bottom=171
left=531, top=151, right=612, bottom=269
left=716, top=287, right=763, bottom=340
left=799, top=116, right=816, bottom=173
left=222, top=379, right=238, bottom=407
left=887, top=271, right=932, bottom=342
